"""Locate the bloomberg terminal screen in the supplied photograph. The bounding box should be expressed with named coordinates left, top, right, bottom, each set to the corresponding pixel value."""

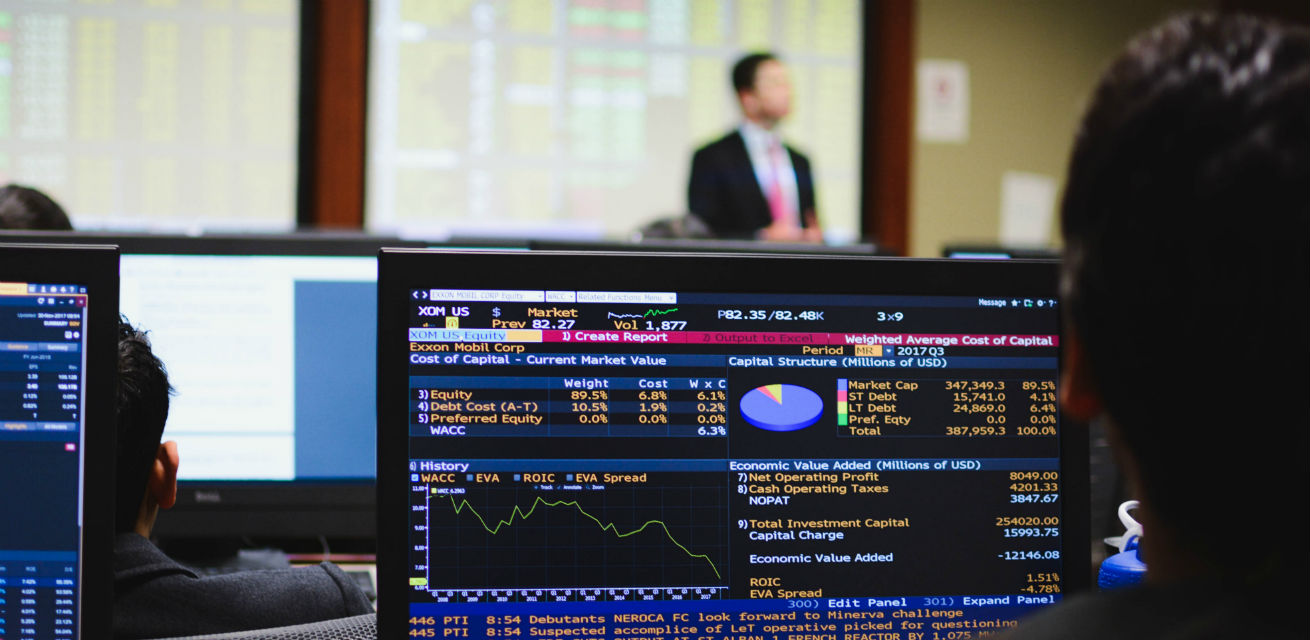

left=402, top=287, right=1066, bottom=640
left=0, top=282, right=89, bottom=639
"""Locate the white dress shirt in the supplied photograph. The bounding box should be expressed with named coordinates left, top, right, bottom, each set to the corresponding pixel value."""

left=739, top=121, right=801, bottom=226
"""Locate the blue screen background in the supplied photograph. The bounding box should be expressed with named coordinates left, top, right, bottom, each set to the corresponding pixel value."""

left=294, top=281, right=376, bottom=479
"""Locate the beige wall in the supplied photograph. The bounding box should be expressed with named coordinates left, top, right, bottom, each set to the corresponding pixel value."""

left=910, top=0, right=1213, bottom=257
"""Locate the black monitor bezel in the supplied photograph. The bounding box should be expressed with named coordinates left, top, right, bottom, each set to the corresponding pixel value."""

left=528, top=237, right=891, bottom=256
left=0, top=232, right=425, bottom=541
left=0, top=243, right=118, bottom=637
left=376, top=249, right=1090, bottom=637
left=941, top=243, right=1063, bottom=261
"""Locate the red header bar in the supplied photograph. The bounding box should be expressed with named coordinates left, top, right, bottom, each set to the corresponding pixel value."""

left=540, top=330, right=1057, bottom=348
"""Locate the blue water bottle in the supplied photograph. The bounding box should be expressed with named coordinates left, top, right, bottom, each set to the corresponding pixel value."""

left=1098, top=500, right=1148, bottom=589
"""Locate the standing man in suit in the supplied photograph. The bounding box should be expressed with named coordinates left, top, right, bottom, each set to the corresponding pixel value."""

left=688, top=52, right=822, bottom=242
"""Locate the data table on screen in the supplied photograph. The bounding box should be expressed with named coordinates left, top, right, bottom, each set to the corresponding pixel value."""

left=382, top=263, right=1083, bottom=640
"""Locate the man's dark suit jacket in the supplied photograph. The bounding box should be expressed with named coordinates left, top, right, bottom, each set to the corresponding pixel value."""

left=113, top=533, right=373, bottom=639
left=687, top=130, right=816, bottom=238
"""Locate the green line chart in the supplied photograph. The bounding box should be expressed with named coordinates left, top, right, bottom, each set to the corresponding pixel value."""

left=417, top=472, right=728, bottom=592
left=606, top=308, right=680, bottom=320
left=446, top=495, right=722, bottom=579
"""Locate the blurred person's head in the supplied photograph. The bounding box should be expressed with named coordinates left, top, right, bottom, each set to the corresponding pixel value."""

left=733, top=52, right=792, bottom=129
left=0, top=184, right=73, bottom=230
left=1059, top=12, right=1309, bottom=581
left=115, top=318, right=178, bottom=536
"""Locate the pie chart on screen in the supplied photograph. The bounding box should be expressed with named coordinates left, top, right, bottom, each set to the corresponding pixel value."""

left=740, top=384, right=823, bottom=432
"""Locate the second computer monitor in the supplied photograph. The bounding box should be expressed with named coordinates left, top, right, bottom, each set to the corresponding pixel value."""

left=0, top=232, right=425, bottom=540
left=0, top=244, right=118, bottom=638
left=119, top=236, right=413, bottom=538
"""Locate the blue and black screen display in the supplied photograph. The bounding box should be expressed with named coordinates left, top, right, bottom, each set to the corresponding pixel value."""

left=397, top=286, right=1070, bottom=639
left=0, top=283, right=88, bottom=639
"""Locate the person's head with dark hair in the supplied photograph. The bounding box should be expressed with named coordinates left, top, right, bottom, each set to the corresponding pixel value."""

left=115, top=318, right=178, bottom=536
left=1060, top=12, right=1309, bottom=582
left=731, top=52, right=776, bottom=93
left=0, top=184, right=73, bottom=230
left=731, top=52, right=791, bottom=129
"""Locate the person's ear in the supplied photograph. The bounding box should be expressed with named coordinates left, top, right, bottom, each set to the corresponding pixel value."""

left=147, top=441, right=180, bottom=510
left=1060, top=328, right=1103, bottom=421
left=738, top=90, right=759, bottom=117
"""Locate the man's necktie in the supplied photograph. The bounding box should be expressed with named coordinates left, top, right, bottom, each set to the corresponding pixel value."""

left=766, top=139, right=791, bottom=224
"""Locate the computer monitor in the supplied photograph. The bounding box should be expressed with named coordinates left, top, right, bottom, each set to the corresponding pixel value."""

left=0, top=244, right=117, bottom=638
left=0, top=231, right=423, bottom=541
left=377, top=250, right=1089, bottom=638
left=124, top=235, right=431, bottom=540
